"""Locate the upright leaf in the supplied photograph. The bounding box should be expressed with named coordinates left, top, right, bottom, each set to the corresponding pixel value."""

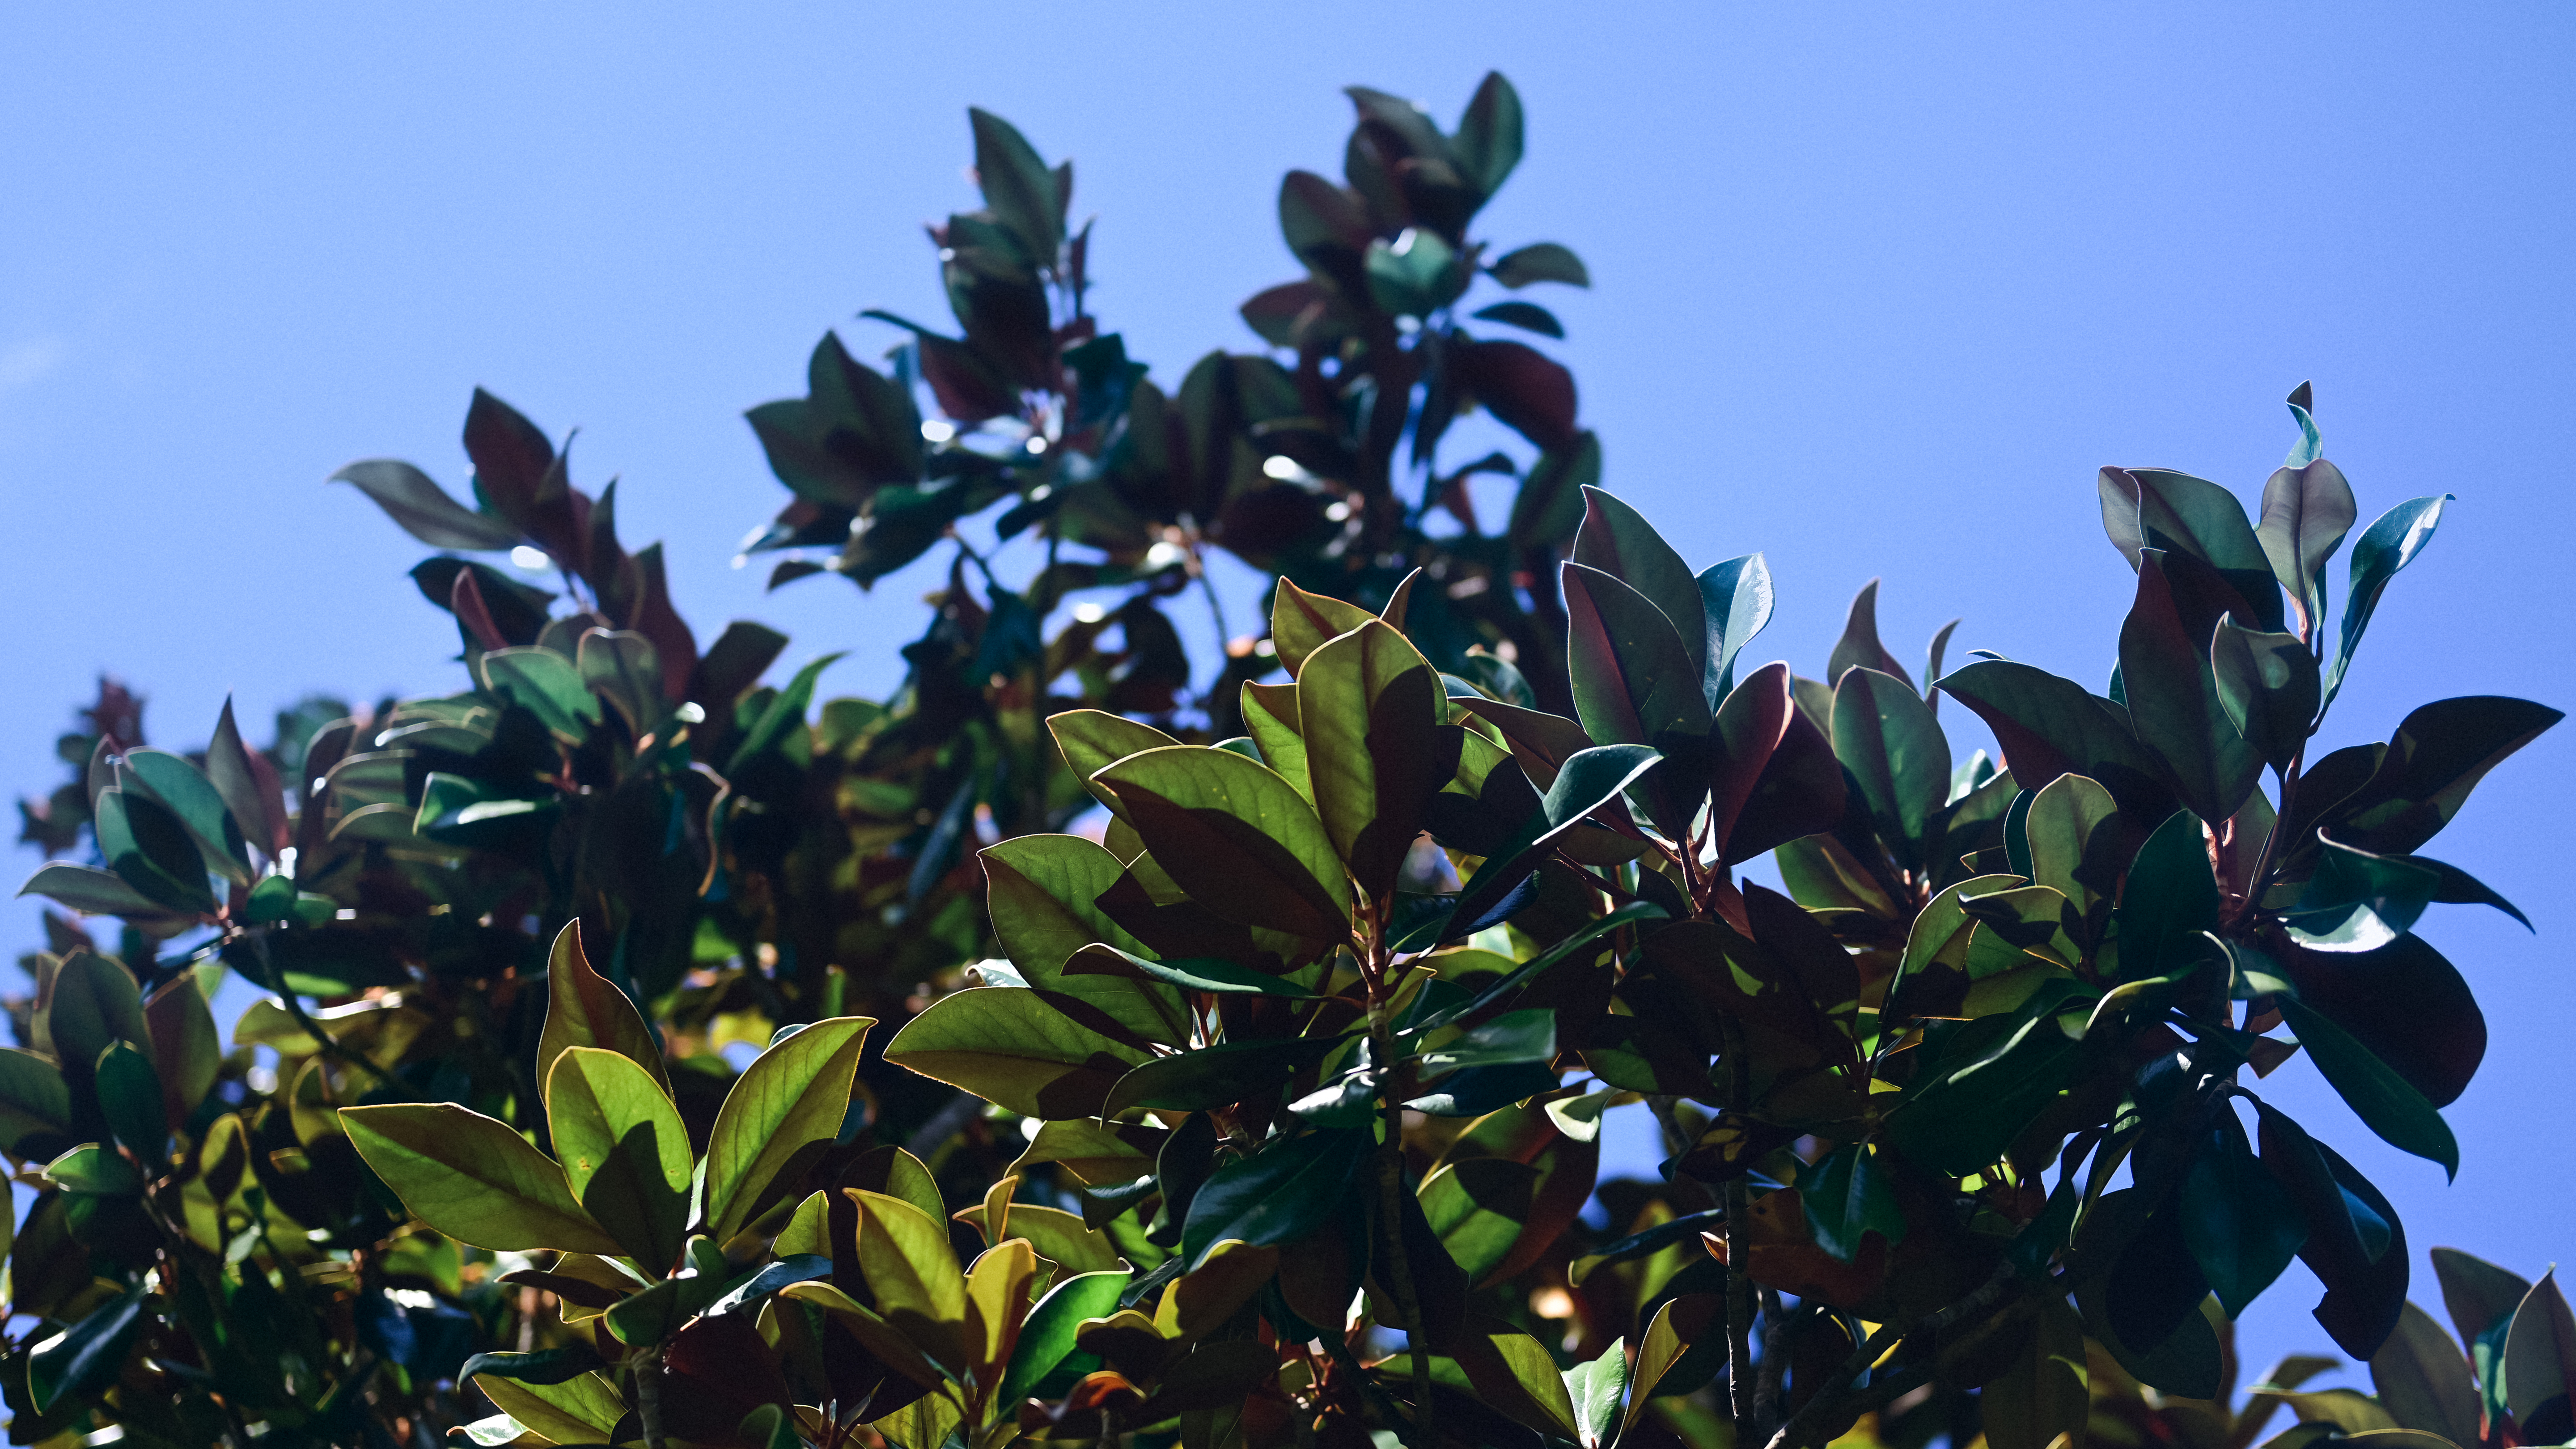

left=2258, top=458, right=2357, bottom=636
left=1832, top=667, right=1950, bottom=872
left=538, top=922, right=670, bottom=1097
left=2120, top=552, right=2262, bottom=823
left=2212, top=614, right=2320, bottom=772
left=1299, top=619, right=1448, bottom=900
left=1094, top=746, right=1352, bottom=943
left=1826, top=579, right=1910, bottom=688
left=547, top=1047, right=692, bottom=1272
left=1697, top=553, right=1774, bottom=704
left=2326, top=495, right=2451, bottom=708
left=969, top=107, right=1064, bottom=260
left=1572, top=487, right=1706, bottom=674
left=703, top=1017, right=874, bottom=1241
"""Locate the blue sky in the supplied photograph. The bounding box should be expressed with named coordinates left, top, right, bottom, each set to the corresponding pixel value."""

left=4, top=2, right=2570, bottom=1390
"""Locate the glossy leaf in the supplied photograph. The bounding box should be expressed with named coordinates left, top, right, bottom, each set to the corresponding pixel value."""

left=1269, top=577, right=1376, bottom=678
left=1048, top=709, right=1182, bottom=823
left=724, top=649, right=844, bottom=775
left=121, top=748, right=251, bottom=884
left=92, top=786, right=214, bottom=913
left=1180, top=1127, right=1366, bottom=1268
left=1627, top=1295, right=1720, bottom=1435
left=1104, top=1034, right=1351, bottom=1117
left=1799, top=1145, right=1907, bottom=1263
left=983, top=836, right=1185, bottom=1044
left=1562, top=1337, right=1627, bottom=1449
left=2327, top=495, right=2451, bottom=707
left=1573, top=486, right=1706, bottom=674
left=332, top=458, right=522, bottom=551
left=2503, top=1272, right=2576, bottom=1432
left=848, top=1188, right=967, bottom=1368
left=142, top=973, right=220, bottom=1130
left=1826, top=577, right=1911, bottom=688
left=1489, top=241, right=1589, bottom=288
left=27, top=1280, right=147, bottom=1413
left=1000, top=1268, right=1130, bottom=1410
left=1984, top=1291, right=2088, bottom=1449
left=17, top=862, right=168, bottom=918
left=2121, top=552, right=2263, bottom=823
left=1417, top=1156, right=1539, bottom=1284
left=702, top=1016, right=873, bottom=1241
left=1833, top=666, right=1950, bottom=871
left=2276, top=993, right=2457, bottom=1178
left=1937, top=658, right=2176, bottom=822
left=2258, top=458, right=2357, bottom=634
left=94, top=1041, right=166, bottom=1157
left=342, top=1103, right=625, bottom=1256
left=2115, top=811, right=2221, bottom=983
left=1698, top=552, right=1775, bottom=703
left=1094, top=746, right=1352, bottom=942
left=478, top=648, right=601, bottom=741
left=2181, top=1109, right=2309, bottom=1316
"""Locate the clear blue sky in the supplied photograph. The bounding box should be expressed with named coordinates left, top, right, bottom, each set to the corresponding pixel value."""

left=5, top=2, right=2570, bottom=1391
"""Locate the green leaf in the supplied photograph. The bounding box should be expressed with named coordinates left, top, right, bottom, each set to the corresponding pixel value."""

left=27, top=1280, right=147, bottom=1413
left=547, top=1047, right=692, bottom=1272
left=341, top=1103, right=626, bottom=1255
left=2326, top=494, right=2451, bottom=708
left=1241, top=681, right=1314, bottom=802
left=2503, top=1273, right=2576, bottom=1431
left=1698, top=553, right=1774, bottom=704
left=473, top=1370, right=630, bottom=1445
left=576, top=628, right=666, bottom=733
left=537, top=921, right=671, bottom=1099
left=1984, top=1292, right=2089, bottom=1449
left=1180, top=1126, right=1367, bottom=1267
left=459, top=1343, right=610, bottom=1390
left=1937, top=658, right=2176, bottom=823
left=2117, top=467, right=2288, bottom=632
left=17, top=863, right=168, bottom=918
left=2115, top=811, right=2222, bottom=983
left=2257, top=458, right=2356, bottom=635
left=1417, top=1009, right=1555, bottom=1074
left=1489, top=242, right=1589, bottom=289
left=1827, top=578, right=1911, bottom=689
left=144, top=972, right=221, bottom=1128
left=1563, top=1336, right=1628, bottom=1449
left=2275, top=994, right=2458, bottom=1178
left=1832, top=666, right=1951, bottom=871
left=1573, top=487, right=1707, bottom=675
left=2370, top=1302, right=2483, bottom=1445
left=1103, top=1034, right=1352, bottom=1118
left=94, top=1041, right=167, bottom=1158
left=1417, top=1156, right=1538, bottom=1284
left=93, top=786, right=215, bottom=913
left=1048, top=709, right=1183, bottom=822
left=1000, top=1268, right=1131, bottom=1410
left=1068, top=944, right=1320, bottom=999
left=2181, top=1110, right=2308, bottom=1316
left=1457, top=1325, right=1581, bottom=1440
left=703, top=1016, right=873, bottom=1242
left=1473, top=300, right=1563, bottom=338
left=1095, top=746, right=1352, bottom=943
left=1269, top=577, right=1377, bottom=680
left=1883, top=980, right=2095, bottom=1177
left=1442, top=743, right=1661, bottom=943
left=0, top=1047, right=72, bottom=1156
left=1452, top=72, right=1525, bottom=197
left=848, top=1188, right=966, bottom=1369
left=1799, top=1145, right=1907, bottom=1263
left=2286, top=837, right=2446, bottom=953
left=2431, top=1246, right=2532, bottom=1370
left=332, top=457, right=523, bottom=550
left=885, top=985, right=1148, bottom=1120
left=2212, top=614, right=2320, bottom=775
left=478, top=647, right=601, bottom=740
left=44, top=1142, right=141, bottom=1195
left=1564, top=561, right=1712, bottom=748
left=2120, top=552, right=2264, bottom=823
left=121, top=748, right=252, bottom=884
left=983, top=836, right=1186, bottom=1044
left=1300, top=619, right=1449, bottom=900
left=2309, top=695, right=2561, bottom=856
left=1364, top=229, right=1458, bottom=317
left=725, top=651, right=845, bottom=775
left=969, top=106, right=1064, bottom=260
left=1629, top=1296, right=1720, bottom=1435
left=37, top=950, right=148, bottom=1074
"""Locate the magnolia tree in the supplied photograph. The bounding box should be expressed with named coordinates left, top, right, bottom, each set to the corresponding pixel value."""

left=5, top=77, right=2563, bottom=1449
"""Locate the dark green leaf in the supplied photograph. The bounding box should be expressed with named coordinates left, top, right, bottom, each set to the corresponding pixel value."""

left=1472, top=300, right=1562, bottom=338
left=1299, top=619, right=1449, bottom=902
left=94, top=1041, right=166, bottom=1158
left=725, top=652, right=846, bottom=776
left=2180, top=1109, right=2308, bottom=1316
left=2120, top=552, right=2263, bottom=823
left=17, top=863, right=169, bottom=919
left=2286, top=837, right=2446, bottom=953
left=1936, top=658, right=2175, bottom=822
left=1826, top=578, right=1911, bottom=689
left=1488, top=242, right=1589, bottom=289
left=2275, top=993, right=2458, bottom=1178
left=2308, top=695, right=2560, bottom=856
left=121, top=748, right=251, bottom=884
left=1096, top=746, right=1352, bottom=943
left=479, top=648, right=602, bottom=741
left=2503, top=1273, right=2576, bottom=1431
left=2212, top=614, right=2319, bottom=771
left=331, top=458, right=522, bottom=551
left=92, top=786, right=214, bottom=914
left=1832, top=666, right=1950, bottom=871
left=1800, top=1145, right=1907, bottom=1263
left=28, top=1280, right=148, bottom=1413
left=1000, top=1269, right=1130, bottom=1410
left=537, top=921, right=672, bottom=1098
left=1181, top=1127, right=1367, bottom=1267
left=1573, top=487, right=1706, bottom=675
left=1698, top=553, right=1775, bottom=704
left=2326, top=495, right=2451, bottom=708
left=1452, top=72, right=1525, bottom=198
left=1103, top=1034, right=1353, bottom=1117
left=2114, top=811, right=2222, bottom=983
left=883, top=985, right=1148, bottom=1120
left=1067, top=945, right=1321, bottom=999
left=460, top=1342, right=608, bottom=1388
left=2118, top=467, right=2285, bottom=632
left=2370, top=1302, right=2483, bottom=1445
left=969, top=107, right=1064, bottom=261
